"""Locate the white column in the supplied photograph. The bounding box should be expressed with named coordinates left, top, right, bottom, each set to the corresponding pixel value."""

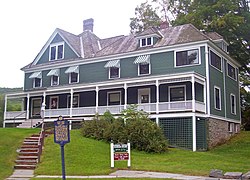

left=70, top=89, right=73, bottom=118
left=204, top=81, right=207, bottom=114
left=41, top=91, right=46, bottom=120
left=96, top=86, right=99, bottom=113
left=110, top=141, right=114, bottom=168
left=192, top=115, right=197, bottom=152
left=192, top=75, right=195, bottom=112
left=205, top=44, right=210, bottom=115
left=124, top=83, right=127, bottom=110
left=26, top=93, right=30, bottom=120
left=156, top=80, right=159, bottom=114
left=3, top=95, right=7, bottom=128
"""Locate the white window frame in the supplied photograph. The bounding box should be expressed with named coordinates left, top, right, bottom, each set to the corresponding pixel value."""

left=107, top=91, right=121, bottom=106
left=51, top=75, right=59, bottom=86
left=174, top=48, right=200, bottom=67
left=214, top=86, right=221, bottom=110
left=109, top=67, right=120, bottom=79
left=69, top=72, right=79, bottom=84
left=168, top=85, right=186, bottom=102
left=67, top=94, right=80, bottom=108
left=138, top=88, right=151, bottom=104
left=227, top=62, right=237, bottom=81
left=33, top=77, right=42, bottom=88
left=140, top=37, right=153, bottom=47
left=49, top=42, right=64, bottom=61
left=210, top=50, right=222, bottom=72
left=138, top=63, right=151, bottom=76
left=230, top=93, right=236, bottom=115
left=49, top=96, right=59, bottom=109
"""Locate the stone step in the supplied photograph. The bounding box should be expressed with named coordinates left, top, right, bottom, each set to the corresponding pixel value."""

left=21, top=144, right=39, bottom=149
left=22, top=141, right=38, bottom=145
left=18, top=151, right=38, bottom=156
left=15, top=159, right=37, bottom=165
left=19, top=148, right=38, bottom=152
left=24, top=139, right=39, bottom=142
left=14, top=164, right=36, bottom=170
left=18, top=156, right=38, bottom=160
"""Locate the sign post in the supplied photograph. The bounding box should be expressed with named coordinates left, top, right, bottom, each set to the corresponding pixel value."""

left=54, top=116, right=70, bottom=180
left=111, top=140, right=131, bottom=168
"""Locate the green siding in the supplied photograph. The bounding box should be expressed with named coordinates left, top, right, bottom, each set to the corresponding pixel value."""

left=36, top=34, right=79, bottom=65
left=209, top=65, right=225, bottom=117
left=120, top=57, right=138, bottom=78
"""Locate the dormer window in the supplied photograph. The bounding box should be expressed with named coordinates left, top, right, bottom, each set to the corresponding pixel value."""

left=49, top=42, right=64, bottom=61
left=140, top=37, right=153, bottom=47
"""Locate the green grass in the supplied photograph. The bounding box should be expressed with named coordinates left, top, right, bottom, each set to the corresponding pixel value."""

left=35, top=130, right=250, bottom=177
left=0, top=128, right=39, bottom=179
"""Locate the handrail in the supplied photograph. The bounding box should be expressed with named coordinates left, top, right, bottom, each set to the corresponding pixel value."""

left=37, top=122, right=45, bottom=163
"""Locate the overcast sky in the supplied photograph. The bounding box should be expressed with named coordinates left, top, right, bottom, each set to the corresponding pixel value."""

left=0, top=0, right=144, bottom=88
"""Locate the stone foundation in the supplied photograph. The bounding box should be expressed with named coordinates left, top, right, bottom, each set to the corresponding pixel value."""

left=207, top=118, right=240, bottom=149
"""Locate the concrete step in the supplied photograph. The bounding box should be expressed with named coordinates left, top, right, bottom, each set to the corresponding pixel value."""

left=22, top=141, right=38, bottom=145
left=18, top=151, right=38, bottom=156
left=15, top=159, right=37, bottom=165
left=21, top=144, right=39, bottom=149
left=24, top=139, right=39, bottom=142
left=18, top=156, right=38, bottom=160
left=19, top=148, right=38, bottom=152
left=14, top=164, right=36, bottom=170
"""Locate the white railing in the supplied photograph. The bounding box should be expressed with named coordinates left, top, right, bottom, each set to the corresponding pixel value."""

left=159, top=101, right=193, bottom=112
left=45, top=108, right=70, bottom=117
left=5, top=111, right=26, bottom=120
left=98, top=105, right=124, bottom=115
left=72, top=106, right=96, bottom=116
left=137, top=103, right=156, bottom=113
left=4, top=101, right=206, bottom=120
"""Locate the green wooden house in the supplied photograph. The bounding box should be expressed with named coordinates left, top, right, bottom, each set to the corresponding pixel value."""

left=4, top=18, right=241, bottom=151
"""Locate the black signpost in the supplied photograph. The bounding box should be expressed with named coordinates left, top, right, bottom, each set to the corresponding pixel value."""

left=54, top=116, right=70, bottom=180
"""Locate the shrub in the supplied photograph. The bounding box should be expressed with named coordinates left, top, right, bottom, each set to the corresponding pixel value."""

left=81, top=106, right=168, bottom=153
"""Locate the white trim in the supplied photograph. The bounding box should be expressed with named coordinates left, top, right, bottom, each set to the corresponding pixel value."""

left=169, top=85, right=186, bottom=102
left=174, top=47, right=201, bottom=68
left=107, top=91, right=121, bottom=106
left=214, top=86, right=221, bottom=111
left=51, top=75, right=59, bottom=86
left=140, top=37, right=153, bottom=47
left=109, top=67, right=120, bottom=79
left=192, top=115, right=196, bottom=151
left=138, top=63, right=151, bottom=76
left=230, top=93, right=236, bottom=115
left=69, top=72, right=79, bottom=84
left=205, top=45, right=210, bottom=116
left=49, top=42, right=65, bottom=61
left=33, top=78, right=42, bottom=88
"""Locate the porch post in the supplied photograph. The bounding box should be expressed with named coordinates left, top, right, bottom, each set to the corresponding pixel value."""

left=192, top=75, right=195, bottom=112
left=96, top=86, right=99, bottom=113
left=70, top=89, right=73, bottom=118
left=192, top=115, right=197, bottom=151
left=156, top=80, right=159, bottom=114
left=26, top=93, right=30, bottom=120
left=42, top=91, right=46, bottom=119
left=204, top=81, right=207, bottom=114
left=124, top=83, right=127, bottom=110
left=3, top=95, right=7, bottom=128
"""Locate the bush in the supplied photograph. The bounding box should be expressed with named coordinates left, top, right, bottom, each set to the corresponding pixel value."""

left=81, top=106, right=168, bottom=153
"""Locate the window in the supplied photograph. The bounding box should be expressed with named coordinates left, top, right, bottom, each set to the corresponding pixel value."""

left=140, top=37, right=153, bottom=47
left=50, top=96, right=59, bottom=109
left=169, top=86, right=185, bottom=101
left=50, top=42, right=64, bottom=61
left=230, top=94, right=236, bottom=115
left=51, top=75, right=59, bottom=86
left=34, top=78, right=42, bottom=88
left=176, top=49, right=199, bottom=66
left=108, top=92, right=121, bottom=106
left=214, top=86, right=221, bottom=110
left=67, top=94, right=79, bottom=108
left=210, top=51, right=221, bottom=71
left=109, top=67, right=120, bottom=79
left=227, top=63, right=236, bottom=80
left=70, top=72, right=79, bottom=84
left=139, top=63, right=150, bottom=75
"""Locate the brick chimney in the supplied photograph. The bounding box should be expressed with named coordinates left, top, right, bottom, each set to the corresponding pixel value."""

left=160, top=21, right=169, bottom=29
left=83, top=18, right=94, bottom=32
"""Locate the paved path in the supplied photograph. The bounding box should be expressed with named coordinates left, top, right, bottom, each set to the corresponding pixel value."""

left=7, top=169, right=237, bottom=180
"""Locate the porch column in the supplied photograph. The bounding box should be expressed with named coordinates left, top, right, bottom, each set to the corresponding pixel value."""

left=26, top=93, right=30, bottom=120
left=96, top=86, right=99, bottom=113
left=70, top=89, right=73, bottom=118
left=191, top=75, right=195, bottom=112
left=3, top=95, right=7, bottom=128
left=192, top=115, right=197, bottom=151
left=124, top=83, right=127, bottom=110
left=204, top=81, right=207, bottom=114
left=156, top=80, right=159, bottom=114
left=41, top=92, right=46, bottom=120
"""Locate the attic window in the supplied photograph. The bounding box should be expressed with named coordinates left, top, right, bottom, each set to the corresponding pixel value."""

left=140, top=37, right=153, bottom=47
left=50, top=42, right=64, bottom=61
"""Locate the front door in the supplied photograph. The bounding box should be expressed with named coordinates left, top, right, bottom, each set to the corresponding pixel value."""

left=31, top=98, right=42, bottom=118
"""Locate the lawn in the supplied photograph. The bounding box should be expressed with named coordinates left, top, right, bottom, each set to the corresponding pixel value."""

left=34, top=130, right=250, bottom=177
left=0, top=128, right=39, bottom=180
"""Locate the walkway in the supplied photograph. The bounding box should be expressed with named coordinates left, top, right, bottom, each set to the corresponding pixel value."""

left=7, top=169, right=238, bottom=180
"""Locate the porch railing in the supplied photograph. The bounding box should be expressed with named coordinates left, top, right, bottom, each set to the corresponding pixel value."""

left=5, top=111, right=26, bottom=119
left=5, top=101, right=206, bottom=120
